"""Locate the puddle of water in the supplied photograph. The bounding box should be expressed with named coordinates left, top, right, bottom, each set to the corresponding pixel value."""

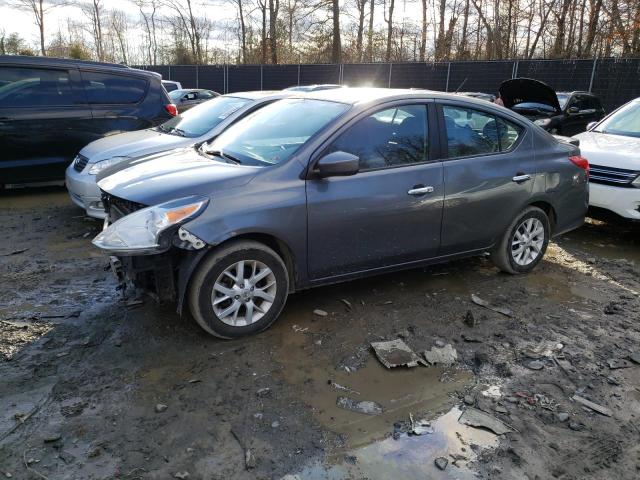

left=560, top=219, right=640, bottom=264
left=286, top=406, right=498, bottom=480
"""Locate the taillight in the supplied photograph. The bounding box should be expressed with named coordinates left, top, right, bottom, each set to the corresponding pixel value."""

left=165, top=103, right=178, bottom=116
left=569, top=155, right=589, bottom=176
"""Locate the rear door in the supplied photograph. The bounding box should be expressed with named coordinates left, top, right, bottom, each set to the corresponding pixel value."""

left=306, top=102, right=444, bottom=280
left=0, top=64, right=91, bottom=183
left=438, top=102, right=535, bottom=255
left=80, top=69, right=151, bottom=141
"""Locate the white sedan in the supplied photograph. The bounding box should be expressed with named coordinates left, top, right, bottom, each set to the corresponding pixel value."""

left=574, top=98, right=640, bottom=220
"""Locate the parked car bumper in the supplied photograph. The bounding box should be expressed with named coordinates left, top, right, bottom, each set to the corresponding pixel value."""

left=65, top=163, right=106, bottom=219
left=589, top=182, right=640, bottom=220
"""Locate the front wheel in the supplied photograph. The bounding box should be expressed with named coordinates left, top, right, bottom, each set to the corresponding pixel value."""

left=188, top=240, right=289, bottom=338
left=490, top=206, right=550, bottom=274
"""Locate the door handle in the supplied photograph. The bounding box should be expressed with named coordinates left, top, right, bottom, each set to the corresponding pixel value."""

left=407, top=186, right=434, bottom=195
left=512, top=174, right=531, bottom=183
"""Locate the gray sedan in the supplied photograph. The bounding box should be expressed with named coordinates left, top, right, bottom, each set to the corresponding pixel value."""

left=65, top=91, right=293, bottom=218
left=93, top=88, right=589, bottom=338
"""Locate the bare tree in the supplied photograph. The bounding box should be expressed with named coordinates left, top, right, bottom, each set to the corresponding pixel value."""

left=8, top=0, right=66, bottom=55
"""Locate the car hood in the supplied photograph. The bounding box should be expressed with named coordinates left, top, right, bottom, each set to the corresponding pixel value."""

left=573, top=131, right=640, bottom=170
left=79, top=129, right=193, bottom=163
left=97, top=149, right=260, bottom=206
left=499, top=78, right=561, bottom=113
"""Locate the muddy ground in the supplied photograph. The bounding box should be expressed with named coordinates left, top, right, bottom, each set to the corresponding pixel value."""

left=0, top=186, right=639, bottom=480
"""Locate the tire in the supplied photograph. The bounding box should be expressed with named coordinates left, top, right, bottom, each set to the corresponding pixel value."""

left=490, top=206, right=550, bottom=274
left=187, top=240, right=289, bottom=339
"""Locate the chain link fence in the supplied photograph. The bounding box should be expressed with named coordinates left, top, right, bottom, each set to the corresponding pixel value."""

left=135, top=58, right=640, bottom=112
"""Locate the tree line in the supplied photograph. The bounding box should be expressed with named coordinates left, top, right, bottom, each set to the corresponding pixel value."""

left=1, top=0, right=639, bottom=65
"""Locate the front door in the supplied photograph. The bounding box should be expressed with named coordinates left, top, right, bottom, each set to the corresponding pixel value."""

left=306, top=103, right=444, bottom=280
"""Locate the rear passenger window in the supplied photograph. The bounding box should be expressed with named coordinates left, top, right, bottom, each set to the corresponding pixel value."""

left=328, top=105, right=428, bottom=170
left=82, top=71, right=147, bottom=104
left=443, top=106, right=522, bottom=157
left=0, top=67, right=74, bottom=107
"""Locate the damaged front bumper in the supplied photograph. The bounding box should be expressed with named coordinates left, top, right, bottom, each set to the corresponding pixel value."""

left=110, top=247, right=209, bottom=313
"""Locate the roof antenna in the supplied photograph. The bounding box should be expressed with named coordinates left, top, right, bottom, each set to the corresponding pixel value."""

left=454, top=78, right=468, bottom=93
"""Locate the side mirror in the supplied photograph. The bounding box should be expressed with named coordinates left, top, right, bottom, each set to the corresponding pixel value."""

left=316, top=151, right=359, bottom=178
left=567, top=106, right=580, bottom=115
left=586, top=121, right=598, bottom=131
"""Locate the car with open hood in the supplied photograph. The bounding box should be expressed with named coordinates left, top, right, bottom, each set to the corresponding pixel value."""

left=499, top=78, right=604, bottom=136
left=92, top=87, right=589, bottom=339
left=574, top=97, right=640, bottom=220
left=66, top=90, right=293, bottom=218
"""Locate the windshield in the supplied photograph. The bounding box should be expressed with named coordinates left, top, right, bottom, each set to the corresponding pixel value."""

left=594, top=100, right=640, bottom=138
left=206, top=99, right=350, bottom=166
left=168, top=89, right=186, bottom=100
left=557, top=93, right=569, bottom=109
left=160, top=95, right=251, bottom=138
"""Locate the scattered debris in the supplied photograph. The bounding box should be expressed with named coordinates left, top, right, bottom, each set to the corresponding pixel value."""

left=434, top=457, right=449, bottom=470
left=461, top=334, right=482, bottom=343
left=0, top=248, right=29, bottom=257
left=525, top=360, right=544, bottom=370
left=292, top=324, right=309, bottom=333
left=470, top=294, right=513, bottom=317
left=628, top=352, right=640, bottom=364
left=521, top=341, right=563, bottom=359
left=336, top=396, right=383, bottom=415
left=463, top=395, right=475, bottom=406
left=328, top=380, right=360, bottom=395
left=340, top=299, right=352, bottom=309
left=174, top=472, right=190, bottom=479
left=313, top=309, right=328, bottom=317
left=464, top=310, right=476, bottom=327
left=155, top=403, right=168, bottom=413
left=603, top=302, right=622, bottom=315
left=43, top=433, right=62, bottom=443
left=124, top=299, right=144, bottom=309
left=571, top=395, right=612, bottom=417
left=424, top=343, right=458, bottom=366
left=556, top=412, right=569, bottom=422
left=370, top=339, right=426, bottom=368
left=256, top=388, right=271, bottom=398
left=607, top=358, right=632, bottom=369
left=244, top=449, right=256, bottom=469
left=458, top=407, right=516, bottom=435
left=495, top=405, right=508, bottom=414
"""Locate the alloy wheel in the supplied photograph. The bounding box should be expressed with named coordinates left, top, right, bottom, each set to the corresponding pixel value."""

left=511, top=218, right=545, bottom=266
left=211, top=260, right=277, bottom=326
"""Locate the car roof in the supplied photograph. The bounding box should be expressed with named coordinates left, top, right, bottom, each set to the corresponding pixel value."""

left=295, top=87, right=494, bottom=106
left=223, top=90, right=294, bottom=100
left=0, top=55, right=160, bottom=79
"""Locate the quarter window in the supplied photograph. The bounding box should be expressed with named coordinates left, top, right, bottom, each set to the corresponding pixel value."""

left=328, top=105, right=428, bottom=170
left=0, top=67, right=74, bottom=107
left=443, top=105, right=522, bottom=157
left=82, top=71, right=147, bottom=104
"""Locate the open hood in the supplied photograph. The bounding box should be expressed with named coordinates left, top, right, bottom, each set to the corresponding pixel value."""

left=499, top=78, right=561, bottom=113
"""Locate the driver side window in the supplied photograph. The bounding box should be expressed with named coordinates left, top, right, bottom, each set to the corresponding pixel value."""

left=327, top=105, right=428, bottom=171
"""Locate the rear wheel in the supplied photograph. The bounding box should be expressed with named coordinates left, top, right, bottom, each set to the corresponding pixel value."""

left=188, top=240, right=289, bottom=338
left=490, top=206, right=550, bottom=274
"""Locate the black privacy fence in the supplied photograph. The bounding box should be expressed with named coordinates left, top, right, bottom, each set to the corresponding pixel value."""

left=135, top=58, right=640, bottom=112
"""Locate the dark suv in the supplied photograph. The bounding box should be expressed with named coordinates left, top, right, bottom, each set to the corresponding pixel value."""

left=0, top=56, right=176, bottom=185
left=500, top=78, right=605, bottom=136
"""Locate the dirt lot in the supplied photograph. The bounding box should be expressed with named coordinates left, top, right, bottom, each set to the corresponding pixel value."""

left=1, top=186, right=639, bottom=480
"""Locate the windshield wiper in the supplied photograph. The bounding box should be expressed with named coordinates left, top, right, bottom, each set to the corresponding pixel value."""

left=172, top=128, right=187, bottom=137
left=207, top=150, right=242, bottom=164
left=157, top=124, right=170, bottom=133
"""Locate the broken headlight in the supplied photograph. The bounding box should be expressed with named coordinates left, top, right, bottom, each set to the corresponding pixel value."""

left=92, top=196, right=209, bottom=255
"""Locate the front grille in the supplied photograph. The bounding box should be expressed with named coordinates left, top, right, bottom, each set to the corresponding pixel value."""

left=101, top=191, right=146, bottom=222
left=73, top=154, right=89, bottom=173
left=589, top=164, right=639, bottom=188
